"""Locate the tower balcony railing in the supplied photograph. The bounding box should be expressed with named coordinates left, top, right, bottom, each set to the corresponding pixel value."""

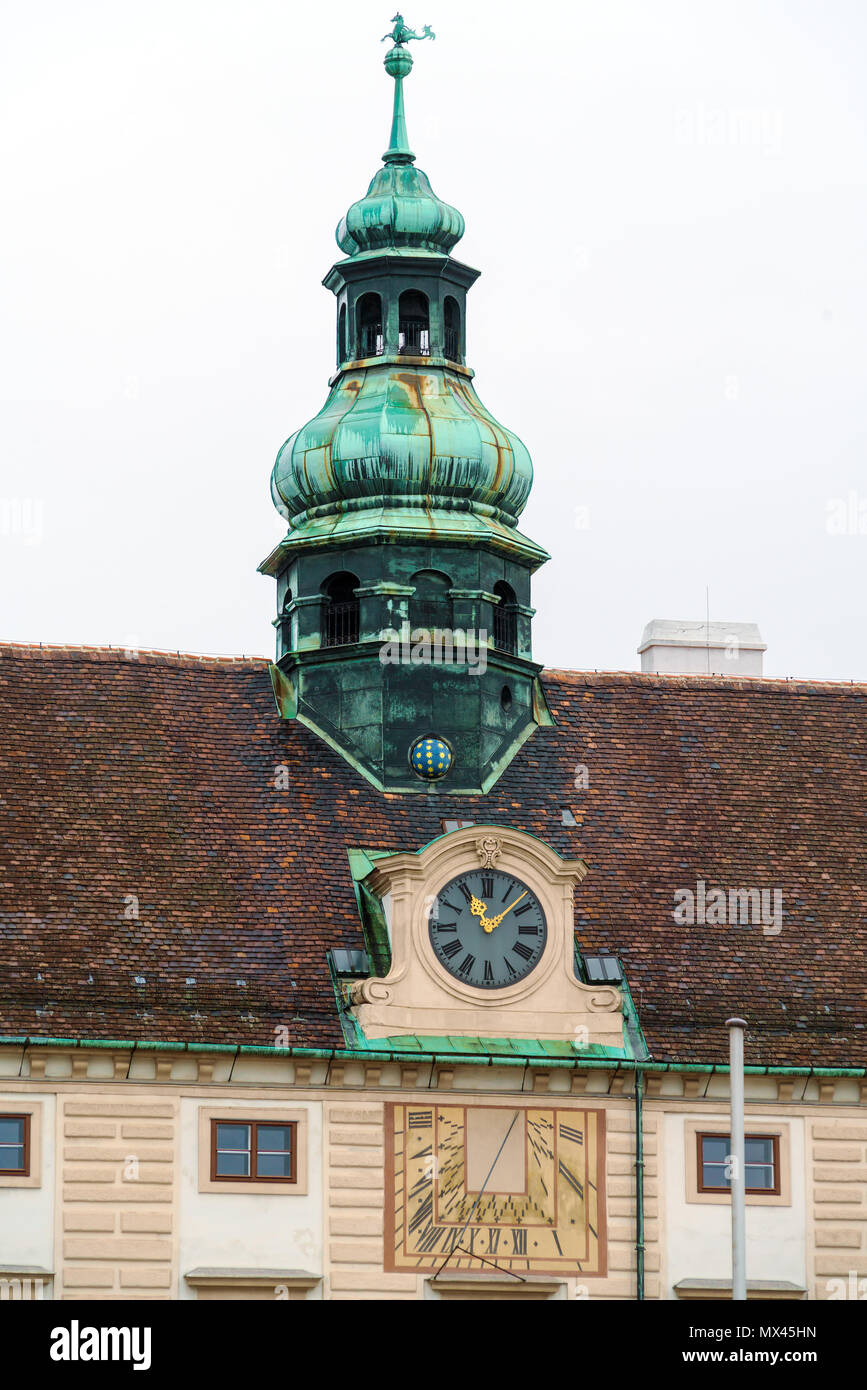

left=493, top=605, right=518, bottom=655
left=398, top=319, right=430, bottom=356
left=323, top=601, right=360, bottom=648
left=359, top=324, right=384, bottom=357
left=444, top=327, right=461, bottom=363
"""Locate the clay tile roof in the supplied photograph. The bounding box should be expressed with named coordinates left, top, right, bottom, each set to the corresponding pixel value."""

left=0, top=642, right=864, bottom=1065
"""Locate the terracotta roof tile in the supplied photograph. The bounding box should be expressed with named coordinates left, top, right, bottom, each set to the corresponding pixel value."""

left=0, top=643, right=864, bottom=1065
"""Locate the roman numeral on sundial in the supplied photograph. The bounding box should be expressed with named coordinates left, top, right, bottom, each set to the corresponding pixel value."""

left=559, top=1123, right=583, bottom=1145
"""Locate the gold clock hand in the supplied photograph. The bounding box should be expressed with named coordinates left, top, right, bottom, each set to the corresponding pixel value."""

left=484, top=889, right=529, bottom=932
left=469, top=894, right=488, bottom=919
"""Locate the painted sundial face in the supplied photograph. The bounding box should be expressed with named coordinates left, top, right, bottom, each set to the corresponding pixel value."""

left=428, top=870, right=547, bottom=989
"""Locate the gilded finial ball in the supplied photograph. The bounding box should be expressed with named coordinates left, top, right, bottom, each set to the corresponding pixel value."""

left=384, top=46, right=413, bottom=80
left=409, top=735, right=453, bottom=781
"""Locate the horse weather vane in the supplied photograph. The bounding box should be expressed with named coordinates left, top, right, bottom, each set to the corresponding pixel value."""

left=382, top=12, right=435, bottom=47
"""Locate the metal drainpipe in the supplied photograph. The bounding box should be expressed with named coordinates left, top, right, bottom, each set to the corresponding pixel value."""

left=634, top=1069, right=645, bottom=1301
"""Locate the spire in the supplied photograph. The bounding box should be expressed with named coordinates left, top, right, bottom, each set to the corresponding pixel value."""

left=380, top=13, right=435, bottom=165
left=336, top=15, right=462, bottom=258
left=383, top=47, right=415, bottom=165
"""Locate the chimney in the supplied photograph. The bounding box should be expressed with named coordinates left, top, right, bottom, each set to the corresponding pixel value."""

left=638, top=619, right=766, bottom=676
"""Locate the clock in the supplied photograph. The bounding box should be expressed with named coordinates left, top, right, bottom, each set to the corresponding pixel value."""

left=428, top=869, right=547, bottom=990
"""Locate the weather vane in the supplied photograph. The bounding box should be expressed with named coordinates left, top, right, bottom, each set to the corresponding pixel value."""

left=381, top=12, right=435, bottom=47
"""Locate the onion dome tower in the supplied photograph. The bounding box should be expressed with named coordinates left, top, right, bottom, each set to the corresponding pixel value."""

left=259, top=16, right=552, bottom=793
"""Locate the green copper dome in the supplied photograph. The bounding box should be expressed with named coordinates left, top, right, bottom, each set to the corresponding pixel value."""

left=336, top=163, right=464, bottom=258
left=269, top=27, right=542, bottom=551
left=270, top=363, right=533, bottom=531
left=336, top=40, right=464, bottom=258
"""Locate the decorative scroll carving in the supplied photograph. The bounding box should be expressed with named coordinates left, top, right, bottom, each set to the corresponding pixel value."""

left=351, top=978, right=392, bottom=1006
left=476, top=836, right=502, bottom=869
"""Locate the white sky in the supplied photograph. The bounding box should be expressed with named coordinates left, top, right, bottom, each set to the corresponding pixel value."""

left=2, top=0, right=865, bottom=679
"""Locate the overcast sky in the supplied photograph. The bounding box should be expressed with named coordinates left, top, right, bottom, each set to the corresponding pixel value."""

left=2, top=0, right=865, bottom=679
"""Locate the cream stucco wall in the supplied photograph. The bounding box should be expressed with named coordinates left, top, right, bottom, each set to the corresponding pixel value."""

left=177, top=1096, right=323, bottom=1298
left=0, top=1051, right=863, bottom=1301
left=0, top=1092, right=55, bottom=1281
left=662, top=1110, right=806, bottom=1296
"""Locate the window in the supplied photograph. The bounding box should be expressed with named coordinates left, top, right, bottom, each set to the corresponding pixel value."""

left=443, top=295, right=461, bottom=362
left=697, top=1132, right=780, bottom=1195
left=0, top=1115, right=29, bottom=1174
left=321, top=571, right=360, bottom=647
left=356, top=292, right=383, bottom=357
left=492, top=580, right=518, bottom=654
left=338, top=304, right=347, bottom=363
left=409, top=570, right=452, bottom=632
left=211, top=1120, right=297, bottom=1184
left=398, top=289, right=430, bottom=356
left=582, top=953, right=623, bottom=984
left=198, top=1105, right=309, bottom=1195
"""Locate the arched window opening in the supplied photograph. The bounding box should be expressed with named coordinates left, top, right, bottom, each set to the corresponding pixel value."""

left=399, top=290, right=430, bottom=357
left=444, top=296, right=461, bottom=363
left=282, top=586, right=293, bottom=613
left=321, top=571, right=360, bottom=648
left=409, top=570, right=452, bottom=632
left=492, top=580, right=518, bottom=655
left=338, top=305, right=347, bottom=363
left=357, top=293, right=383, bottom=358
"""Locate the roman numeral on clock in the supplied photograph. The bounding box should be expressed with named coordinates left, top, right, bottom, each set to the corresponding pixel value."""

left=514, top=901, right=535, bottom=917
left=481, top=876, right=493, bottom=898
left=483, top=961, right=494, bottom=983
left=513, top=942, right=534, bottom=962
left=518, top=924, right=539, bottom=936
left=458, top=883, right=473, bottom=904
left=503, top=958, right=517, bottom=978
left=437, top=922, right=458, bottom=933
left=441, top=939, right=462, bottom=960
left=457, top=953, right=476, bottom=977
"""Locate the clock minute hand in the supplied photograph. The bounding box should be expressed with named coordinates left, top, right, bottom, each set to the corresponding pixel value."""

left=483, top=889, right=529, bottom=933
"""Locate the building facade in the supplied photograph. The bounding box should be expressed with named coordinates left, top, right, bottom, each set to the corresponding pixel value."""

left=1, top=20, right=865, bottom=1302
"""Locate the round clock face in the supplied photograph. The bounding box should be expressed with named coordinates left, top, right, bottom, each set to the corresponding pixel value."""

left=428, top=869, right=547, bottom=990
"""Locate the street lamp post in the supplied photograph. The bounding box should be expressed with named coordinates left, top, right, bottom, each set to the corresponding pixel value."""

left=727, top=1016, right=748, bottom=1302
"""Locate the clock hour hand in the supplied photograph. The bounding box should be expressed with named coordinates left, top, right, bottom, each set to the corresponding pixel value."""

left=469, top=894, right=488, bottom=920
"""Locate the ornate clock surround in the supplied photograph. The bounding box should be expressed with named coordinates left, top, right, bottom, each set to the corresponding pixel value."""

left=351, top=824, right=622, bottom=1045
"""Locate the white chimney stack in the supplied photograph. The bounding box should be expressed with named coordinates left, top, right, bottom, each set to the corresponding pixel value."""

left=638, top=619, right=766, bottom=677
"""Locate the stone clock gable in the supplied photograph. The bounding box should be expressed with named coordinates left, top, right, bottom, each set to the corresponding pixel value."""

left=350, top=825, right=623, bottom=1046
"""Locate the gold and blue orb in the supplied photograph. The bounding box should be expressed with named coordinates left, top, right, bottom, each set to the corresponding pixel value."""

left=409, top=735, right=453, bottom=781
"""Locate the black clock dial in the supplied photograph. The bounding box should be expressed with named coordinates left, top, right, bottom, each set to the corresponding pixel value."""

left=428, top=870, right=547, bottom=990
